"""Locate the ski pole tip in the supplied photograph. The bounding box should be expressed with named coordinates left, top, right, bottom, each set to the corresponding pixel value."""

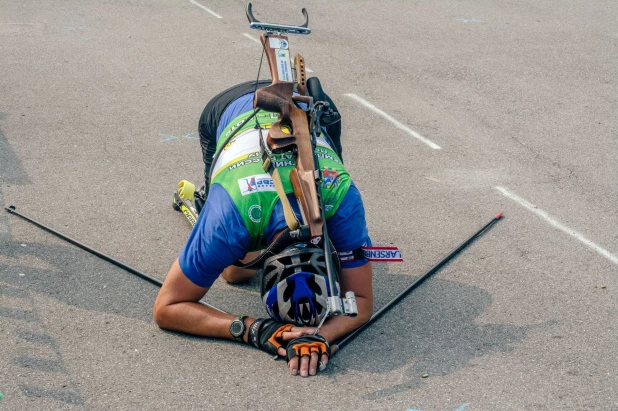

left=495, top=212, right=503, bottom=219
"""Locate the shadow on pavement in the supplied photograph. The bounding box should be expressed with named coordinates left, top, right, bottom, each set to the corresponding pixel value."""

left=0, top=119, right=31, bottom=186
left=0, top=239, right=160, bottom=323
left=0, top=237, right=264, bottom=324
left=0, top=228, right=554, bottom=402
left=328, top=263, right=555, bottom=399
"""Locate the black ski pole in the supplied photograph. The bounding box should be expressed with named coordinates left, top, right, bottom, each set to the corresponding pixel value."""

left=334, top=212, right=503, bottom=351
left=4, top=205, right=228, bottom=314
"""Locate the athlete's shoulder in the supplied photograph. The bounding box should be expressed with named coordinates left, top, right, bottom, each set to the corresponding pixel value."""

left=178, top=184, right=250, bottom=288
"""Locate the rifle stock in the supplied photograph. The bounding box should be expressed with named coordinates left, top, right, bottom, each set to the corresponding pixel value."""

left=289, top=168, right=323, bottom=239
left=254, top=32, right=324, bottom=239
left=294, top=54, right=307, bottom=95
left=245, top=3, right=353, bottom=316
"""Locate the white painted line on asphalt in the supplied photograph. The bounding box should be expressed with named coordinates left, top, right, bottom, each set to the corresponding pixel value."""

left=344, top=93, right=441, bottom=150
left=243, top=32, right=260, bottom=44
left=243, top=33, right=313, bottom=72
left=189, top=0, right=222, bottom=18
left=495, top=186, right=618, bottom=266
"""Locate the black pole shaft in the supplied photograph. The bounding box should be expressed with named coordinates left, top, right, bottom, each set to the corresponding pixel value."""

left=335, top=212, right=503, bottom=351
left=4, top=205, right=228, bottom=314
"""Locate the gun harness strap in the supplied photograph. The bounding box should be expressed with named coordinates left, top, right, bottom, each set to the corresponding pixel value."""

left=260, top=130, right=300, bottom=231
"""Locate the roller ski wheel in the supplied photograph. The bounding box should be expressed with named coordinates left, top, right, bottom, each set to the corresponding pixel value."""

left=177, top=180, right=196, bottom=200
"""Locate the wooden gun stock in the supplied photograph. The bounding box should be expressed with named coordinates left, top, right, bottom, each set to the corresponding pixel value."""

left=289, top=168, right=323, bottom=238
left=253, top=33, right=324, bottom=239
left=294, top=54, right=307, bottom=95
left=245, top=3, right=348, bottom=308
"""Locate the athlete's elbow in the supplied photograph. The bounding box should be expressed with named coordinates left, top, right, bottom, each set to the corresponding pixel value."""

left=153, top=299, right=172, bottom=329
left=356, top=296, right=373, bottom=324
left=357, top=310, right=372, bottom=325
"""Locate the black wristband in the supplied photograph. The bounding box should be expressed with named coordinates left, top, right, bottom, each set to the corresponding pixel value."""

left=247, top=318, right=268, bottom=348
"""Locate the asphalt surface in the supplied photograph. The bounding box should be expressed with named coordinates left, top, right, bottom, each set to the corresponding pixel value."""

left=1, top=1, right=617, bottom=410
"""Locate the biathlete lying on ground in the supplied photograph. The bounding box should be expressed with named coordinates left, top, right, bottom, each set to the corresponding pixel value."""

left=154, top=78, right=373, bottom=378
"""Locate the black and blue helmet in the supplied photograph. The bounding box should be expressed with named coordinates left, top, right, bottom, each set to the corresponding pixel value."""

left=261, top=243, right=340, bottom=326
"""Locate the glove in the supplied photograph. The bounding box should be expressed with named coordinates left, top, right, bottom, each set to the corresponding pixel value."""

left=286, top=335, right=330, bottom=362
left=247, top=318, right=294, bottom=356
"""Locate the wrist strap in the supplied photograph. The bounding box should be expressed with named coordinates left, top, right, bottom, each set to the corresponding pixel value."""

left=248, top=318, right=268, bottom=348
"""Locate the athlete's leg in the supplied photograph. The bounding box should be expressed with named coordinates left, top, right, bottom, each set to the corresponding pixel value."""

left=198, top=80, right=272, bottom=197
left=221, top=250, right=262, bottom=284
left=198, top=117, right=217, bottom=198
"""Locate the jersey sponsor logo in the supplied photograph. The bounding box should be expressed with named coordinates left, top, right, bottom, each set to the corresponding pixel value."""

left=238, top=174, right=276, bottom=196
left=273, top=159, right=295, bottom=167
left=362, top=246, right=403, bottom=262
left=322, top=167, right=340, bottom=189
left=315, top=147, right=341, bottom=164
left=248, top=204, right=262, bottom=223
left=269, top=152, right=296, bottom=168
left=228, top=156, right=262, bottom=171
left=266, top=146, right=339, bottom=170
left=224, top=118, right=249, bottom=138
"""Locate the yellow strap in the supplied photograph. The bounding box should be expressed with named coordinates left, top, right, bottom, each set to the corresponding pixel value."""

left=272, top=168, right=299, bottom=230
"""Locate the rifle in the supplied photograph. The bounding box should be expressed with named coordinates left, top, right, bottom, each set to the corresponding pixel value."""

left=246, top=3, right=357, bottom=318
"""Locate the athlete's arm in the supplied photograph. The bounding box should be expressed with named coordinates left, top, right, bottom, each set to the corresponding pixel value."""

left=153, top=184, right=310, bottom=351
left=154, top=186, right=257, bottom=339
left=310, top=261, right=373, bottom=343
left=282, top=180, right=373, bottom=376
left=154, top=259, right=309, bottom=346
left=317, top=181, right=374, bottom=341
left=154, top=259, right=247, bottom=339
left=285, top=261, right=373, bottom=376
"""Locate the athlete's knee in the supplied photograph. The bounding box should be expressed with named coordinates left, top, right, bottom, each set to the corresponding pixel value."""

left=221, top=266, right=255, bottom=284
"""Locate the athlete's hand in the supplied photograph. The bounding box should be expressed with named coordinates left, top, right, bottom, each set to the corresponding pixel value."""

left=286, top=334, right=336, bottom=377
left=247, top=318, right=308, bottom=356
left=248, top=320, right=336, bottom=377
left=270, top=325, right=315, bottom=357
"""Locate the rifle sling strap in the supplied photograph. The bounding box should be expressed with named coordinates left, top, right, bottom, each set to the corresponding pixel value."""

left=232, top=131, right=306, bottom=270
left=260, top=131, right=300, bottom=231
left=233, top=227, right=302, bottom=269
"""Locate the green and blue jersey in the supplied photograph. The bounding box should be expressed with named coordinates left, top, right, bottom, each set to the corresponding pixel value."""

left=179, top=92, right=369, bottom=288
